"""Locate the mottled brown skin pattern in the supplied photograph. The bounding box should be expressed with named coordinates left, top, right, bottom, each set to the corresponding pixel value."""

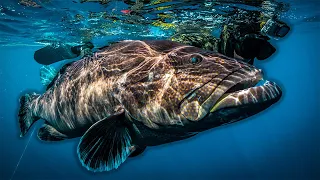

left=30, top=40, right=269, bottom=145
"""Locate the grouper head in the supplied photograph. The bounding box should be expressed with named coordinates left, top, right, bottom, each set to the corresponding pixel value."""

left=118, top=40, right=282, bottom=132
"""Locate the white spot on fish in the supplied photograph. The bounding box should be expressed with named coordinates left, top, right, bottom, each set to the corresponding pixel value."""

left=148, top=72, right=154, bottom=81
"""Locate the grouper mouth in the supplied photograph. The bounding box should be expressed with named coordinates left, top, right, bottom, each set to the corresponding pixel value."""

left=179, top=67, right=284, bottom=131
left=209, top=78, right=282, bottom=113
left=180, top=67, right=282, bottom=129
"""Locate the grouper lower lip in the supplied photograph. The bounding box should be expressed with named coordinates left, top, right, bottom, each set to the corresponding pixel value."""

left=210, top=79, right=282, bottom=113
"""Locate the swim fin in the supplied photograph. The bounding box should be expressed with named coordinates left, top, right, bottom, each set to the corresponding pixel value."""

left=34, top=44, right=78, bottom=65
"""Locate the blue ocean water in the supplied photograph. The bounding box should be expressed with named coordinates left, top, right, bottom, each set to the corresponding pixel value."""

left=0, top=0, right=319, bottom=180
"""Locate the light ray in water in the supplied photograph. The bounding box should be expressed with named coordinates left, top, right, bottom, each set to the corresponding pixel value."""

left=10, top=129, right=35, bottom=180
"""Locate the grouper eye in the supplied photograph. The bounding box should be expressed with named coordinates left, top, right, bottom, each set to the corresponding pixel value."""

left=190, top=55, right=202, bottom=64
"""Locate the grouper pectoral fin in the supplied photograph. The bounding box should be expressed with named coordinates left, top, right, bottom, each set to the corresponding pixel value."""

left=77, top=112, right=133, bottom=172
left=37, top=124, right=68, bottom=141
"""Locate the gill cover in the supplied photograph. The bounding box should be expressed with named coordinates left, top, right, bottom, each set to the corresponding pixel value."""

left=180, top=89, right=208, bottom=121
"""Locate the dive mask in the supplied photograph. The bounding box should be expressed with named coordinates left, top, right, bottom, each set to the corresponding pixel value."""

left=261, top=18, right=290, bottom=39
left=235, top=34, right=276, bottom=60
left=71, top=45, right=82, bottom=56
left=71, top=42, right=94, bottom=56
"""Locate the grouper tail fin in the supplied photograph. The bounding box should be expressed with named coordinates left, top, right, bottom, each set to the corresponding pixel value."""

left=18, top=93, right=40, bottom=137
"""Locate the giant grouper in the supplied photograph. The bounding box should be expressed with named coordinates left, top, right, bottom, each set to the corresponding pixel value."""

left=18, top=40, right=282, bottom=172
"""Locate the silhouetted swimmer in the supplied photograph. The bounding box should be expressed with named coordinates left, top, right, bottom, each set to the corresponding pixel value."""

left=172, top=4, right=290, bottom=65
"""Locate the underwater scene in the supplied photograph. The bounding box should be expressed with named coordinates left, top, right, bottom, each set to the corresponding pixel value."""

left=0, top=0, right=319, bottom=179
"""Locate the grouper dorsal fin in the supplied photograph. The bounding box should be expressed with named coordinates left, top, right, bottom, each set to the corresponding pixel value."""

left=40, top=62, right=74, bottom=90
left=77, top=112, right=133, bottom=172
left=40, top=65, right=57, bottom=87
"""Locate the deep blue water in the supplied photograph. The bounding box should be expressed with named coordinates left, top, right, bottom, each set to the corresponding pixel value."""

left=1, top=1, right=320, bottom=180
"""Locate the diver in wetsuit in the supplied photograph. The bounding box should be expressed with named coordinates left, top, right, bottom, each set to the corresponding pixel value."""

left=34, top=14, right=289, bottom=66
left=33, top=1, right=290, bottom=66
left=34, top=42, right=94, bottom=65
left=171, top=10, right=290, bottom=65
